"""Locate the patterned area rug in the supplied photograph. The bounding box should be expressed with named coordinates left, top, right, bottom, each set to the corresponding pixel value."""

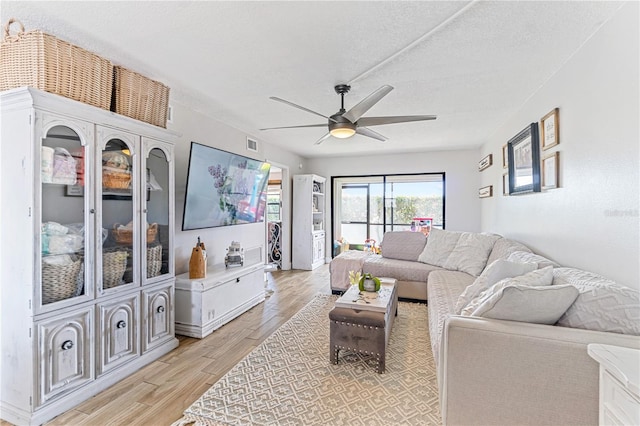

left=172, top=294, right=441, bottom=425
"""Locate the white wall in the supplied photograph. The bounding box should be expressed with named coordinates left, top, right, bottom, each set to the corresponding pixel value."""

left=480, top=2, right=639, bottom=289
left=307, top=148, right=481, bottom=258
left=168, top=102, right=303, bottom=274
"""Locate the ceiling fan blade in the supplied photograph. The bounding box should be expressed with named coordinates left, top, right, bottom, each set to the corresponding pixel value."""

left=260, top=123, right=326, bottom=131
left=269, top=97, right=337, bottom=123
left=314, top=132, right=332, bottom=145
left=356, top=127, right=387, bottom=142
left=357, top=115, right=437, bottom=127
left=343, top=85, right=394, bottom=123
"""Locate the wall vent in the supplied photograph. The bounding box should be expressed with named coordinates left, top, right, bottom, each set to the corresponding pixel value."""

left=247, top=137, right=258, bottom=152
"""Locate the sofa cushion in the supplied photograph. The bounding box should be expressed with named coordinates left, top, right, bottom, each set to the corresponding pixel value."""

left=426, top=270, right=475, bottom=369
left=554, top=267, right=640, bottom=335
left=486, top=238, right=532, bottom=265
left=461, top=266, right=555, bottom=315
left=443, top=232, right=501, bottom=277
left=507, top=251, right=559, bottom=268
left=454, top=259, right=538, bottom=314
left=380, top=231, right=427, bottom=261
left=417, top=228, right=461, bottom=267
left=466, top=284, right=579, bottom=324
left=362, top=256, right=440, bottom=283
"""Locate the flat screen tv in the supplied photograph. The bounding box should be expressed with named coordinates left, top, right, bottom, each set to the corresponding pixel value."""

left=182, top=142, right=271, bottom=230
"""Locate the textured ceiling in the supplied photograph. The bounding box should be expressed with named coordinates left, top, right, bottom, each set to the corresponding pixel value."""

left=1, top=1, right=623, bottom=158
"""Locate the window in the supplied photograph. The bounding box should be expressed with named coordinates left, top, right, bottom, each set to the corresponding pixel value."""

left=332, top=173, right=444, bottom=255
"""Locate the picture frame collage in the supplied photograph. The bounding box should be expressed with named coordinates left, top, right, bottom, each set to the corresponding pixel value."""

left=478, top=107, right=560, bottom=198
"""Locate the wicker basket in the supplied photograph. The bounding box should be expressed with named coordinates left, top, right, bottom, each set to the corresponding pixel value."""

left=113, top=222, right=158, bottom=245
left=103, top=169, right=131, bottom=189
left=147, top=244, right=163, bottom=278
left=0, top=18, right=113, bottom=110
left=42, top=255, right=83, bottom=304
left=113, top=66, right=169, bottom=127
left=102, top=250, right=128, bottom=289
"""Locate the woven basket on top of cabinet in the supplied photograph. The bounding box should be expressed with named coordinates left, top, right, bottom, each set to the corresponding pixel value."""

left=0, top=18, right=113, bottom=110
left=113, top=66, right=169, bottom=128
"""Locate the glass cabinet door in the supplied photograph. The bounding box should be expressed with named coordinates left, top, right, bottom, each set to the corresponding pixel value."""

left=40, top=124, right=90, bottom=306
left=99, top=131, right=139, bottom=292
left=143, top=145, right=172, bottom=281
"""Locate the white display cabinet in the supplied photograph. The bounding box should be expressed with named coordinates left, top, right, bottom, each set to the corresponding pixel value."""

left=292, top=174, right=326, bottom=270
left=0, top=87, right=179, bottom=425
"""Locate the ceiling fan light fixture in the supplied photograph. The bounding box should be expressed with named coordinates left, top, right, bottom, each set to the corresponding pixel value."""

left=330, top=127, right=356, bottom=138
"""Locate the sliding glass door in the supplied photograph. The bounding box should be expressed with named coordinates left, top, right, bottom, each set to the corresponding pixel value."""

left=332, top=173, right=444, bottom=255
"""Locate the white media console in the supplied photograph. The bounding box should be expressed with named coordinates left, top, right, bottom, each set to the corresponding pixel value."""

left=174, top=246, right=266, bottom=338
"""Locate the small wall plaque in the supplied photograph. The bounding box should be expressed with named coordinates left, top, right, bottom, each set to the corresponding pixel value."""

left=479, top=185, right=493, bottom=198
left=479, top=154, right=493, bottom=171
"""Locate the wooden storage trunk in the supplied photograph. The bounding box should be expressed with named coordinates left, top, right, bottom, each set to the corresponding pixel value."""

left=0, top=19, right=112, bottom=110
left=113, top=66, right=170, bottom=128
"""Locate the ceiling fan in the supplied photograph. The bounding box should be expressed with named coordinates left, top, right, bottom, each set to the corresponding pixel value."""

left=260, top=84, right=437, bottom=145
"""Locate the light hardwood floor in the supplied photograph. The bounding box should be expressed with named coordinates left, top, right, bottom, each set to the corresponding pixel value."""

left=2, top=265, right=332, bottom=426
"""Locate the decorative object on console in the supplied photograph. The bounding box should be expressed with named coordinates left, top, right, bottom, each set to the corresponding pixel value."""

left=478, top=154, right=493, bottom=171
left=507, top=123, right=541, bottom=195
left=479, top=185, right=493, bottom=198
left=189, top=237, right=207, bottom=279
left=542, top=151, right=560, bottom=189
left=541, top=107, right=559, bottom=150
left=225, top=241, right=244, bottom=267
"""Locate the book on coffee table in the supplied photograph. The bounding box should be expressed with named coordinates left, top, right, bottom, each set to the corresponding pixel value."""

left=335, top=280, right=396, bottom=313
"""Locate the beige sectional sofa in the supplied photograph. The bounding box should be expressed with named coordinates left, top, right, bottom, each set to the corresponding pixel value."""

left=329, top=229, right=640, bottom=426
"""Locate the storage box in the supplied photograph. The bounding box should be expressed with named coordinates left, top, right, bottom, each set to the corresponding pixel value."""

left=0, top=19, right=113, bottom=110
left=113, top=66, right=169, bottom=127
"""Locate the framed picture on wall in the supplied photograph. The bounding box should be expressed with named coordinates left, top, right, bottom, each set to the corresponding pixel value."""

left=507, top=123, right=541, bottom=195
left=502, top=144, right=509, bottom=169
left=502, top=173, right=509, bottom=196
left=541, top=108, right=559, bottom=150
left=542, top=152, right=559, bottom=189
left=479, top=185, right=493, bottom=198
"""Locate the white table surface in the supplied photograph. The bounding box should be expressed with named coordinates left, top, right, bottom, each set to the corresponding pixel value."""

left=588, top=343, right=640, bottom=396
left=335, top=278, right=396, bottom=313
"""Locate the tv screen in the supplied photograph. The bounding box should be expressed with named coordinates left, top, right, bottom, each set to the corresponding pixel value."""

left=182, top=142, right=271, bottom=230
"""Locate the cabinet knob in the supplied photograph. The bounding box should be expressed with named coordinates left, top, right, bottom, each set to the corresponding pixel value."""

left=116, top=320, right=127, bottom=329
left=61, top=340, right=74, bottom=351
left=156, top=306, right=165, bottom=313
left=236, top=277, right=240, bottom=283
left=90, top=209, right=95, bottom=214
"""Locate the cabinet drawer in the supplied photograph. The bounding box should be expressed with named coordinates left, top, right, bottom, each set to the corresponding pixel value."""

left=142, top=282, right=174, bottom=352
left=602, top=370, right=640, bottom=426
left=36, top=307, right=93, bottom=407
left=97, top=294, right=140, bottom=376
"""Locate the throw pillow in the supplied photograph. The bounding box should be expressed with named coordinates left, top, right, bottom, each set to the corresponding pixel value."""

left=417, top=228, right=461, bottom=267
left=507, top=251, right=559, bottom=268
left=380, top=231, right=427, bottom=261
left=443, top=232, right=501, bottom=277
left=454, top=259, right=538, bottom=314
left=461, top=266, right=554, bottom=316
left=554, top=268, right=640, bottom=335
left=468, top=284, right=579, bottom=324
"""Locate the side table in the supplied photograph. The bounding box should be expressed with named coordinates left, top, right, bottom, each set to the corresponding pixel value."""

left=587, top=343, right=640, bottom=426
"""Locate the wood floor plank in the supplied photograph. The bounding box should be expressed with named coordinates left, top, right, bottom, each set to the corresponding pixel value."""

left=32, top=265, right=332, bottom=426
